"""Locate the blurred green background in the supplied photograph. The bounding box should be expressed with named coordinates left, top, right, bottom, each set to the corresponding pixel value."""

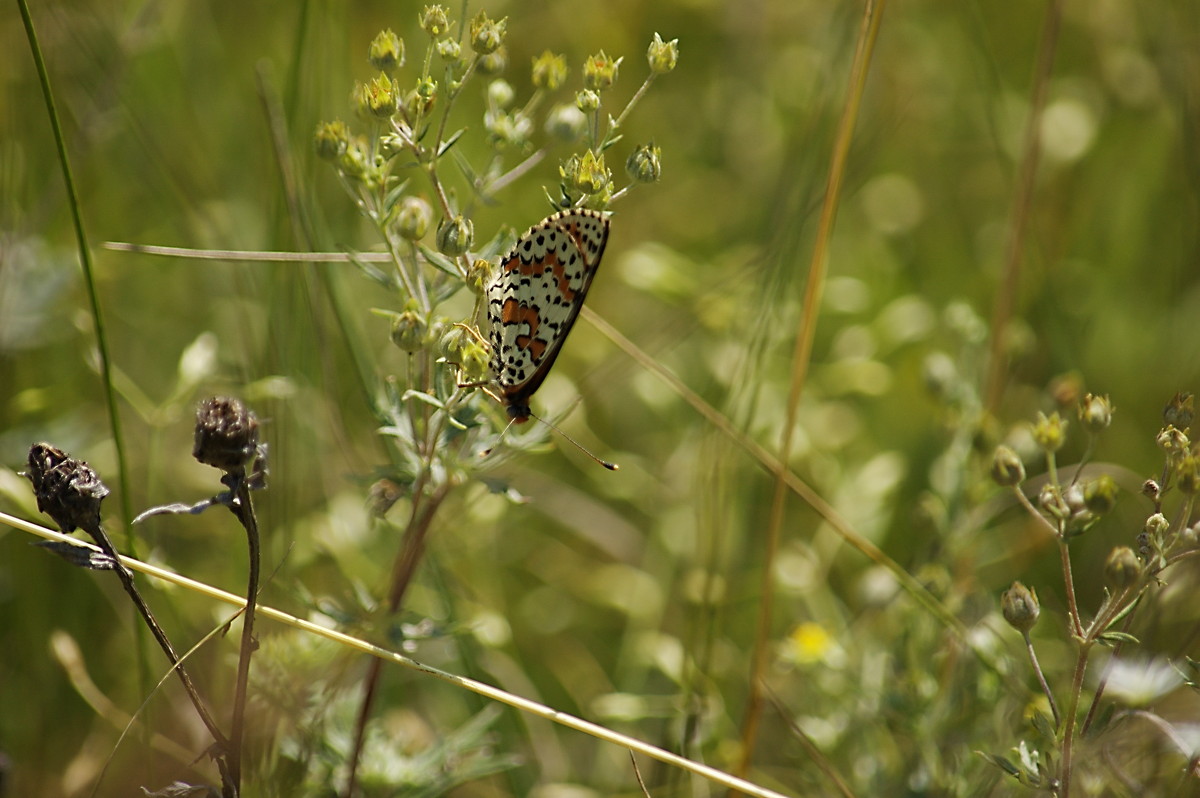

left=2, top=1, right=1199, bottom=796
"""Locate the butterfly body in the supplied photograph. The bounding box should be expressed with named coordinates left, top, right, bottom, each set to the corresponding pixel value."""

left=486, top=209, right=611, bottom=423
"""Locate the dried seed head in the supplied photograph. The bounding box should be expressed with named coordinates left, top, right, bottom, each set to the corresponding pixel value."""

left=25, top=443, right=109, bottom=533
left=193, top=397, right=259, bottom=473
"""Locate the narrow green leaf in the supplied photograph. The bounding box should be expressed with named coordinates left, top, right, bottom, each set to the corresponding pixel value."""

left=437, top=128, right=465, bottom=158
left=417, top=244, right=464, bottom=277
left=976, top=752, right=1021, bottom=777
left=1098, top=630, right=1141, bottom=646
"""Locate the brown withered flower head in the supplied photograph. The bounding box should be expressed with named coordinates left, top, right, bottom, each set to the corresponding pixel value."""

left=25, top=443, right=110, bottom=533
left=193, top=397, right=259, bottom=473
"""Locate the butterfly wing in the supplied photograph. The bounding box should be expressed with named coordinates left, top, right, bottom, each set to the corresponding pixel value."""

left=486, top=209, right=610, bottom=421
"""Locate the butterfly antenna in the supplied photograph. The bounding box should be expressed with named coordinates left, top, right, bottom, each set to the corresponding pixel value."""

left=530, top=411, right=619, bottom=471
left=480, top=416, right=520, bottom=459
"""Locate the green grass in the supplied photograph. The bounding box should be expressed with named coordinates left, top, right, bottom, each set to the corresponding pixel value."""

left=2, top=1, right=1200, bottom=796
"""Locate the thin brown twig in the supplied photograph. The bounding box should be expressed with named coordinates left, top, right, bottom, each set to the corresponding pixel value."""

left=1060, top=644, right=1090, bottom=798
left=736, top=0, right=887, bottom=786
left=983, top=0, right=1065, bottom=412
left=227, top=476, right=262, bottom=795
left=1022, top=631, right=1061, bottom=728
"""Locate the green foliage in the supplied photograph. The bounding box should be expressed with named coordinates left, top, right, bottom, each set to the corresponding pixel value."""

left=3, top=2, right=1200, bottom=797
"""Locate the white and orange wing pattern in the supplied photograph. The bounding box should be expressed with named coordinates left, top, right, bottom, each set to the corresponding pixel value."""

left=486, top=209, right=611, bottom=423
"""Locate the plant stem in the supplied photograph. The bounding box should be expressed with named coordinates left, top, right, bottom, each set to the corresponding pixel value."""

left=343, top=482, right=452, bottom=798
left=612, top=73, right=656, bottom=131
left=983, top=0, right=1065, bottom=412
left=1060, top=644, right=1090, bottom=798
left=486, top=148, right=547, bottom=197
left=1081, top=605, right=1138, bottom=736
left=1059, top=538, right=1085, bottom=638
left=1011, top=485, right=1059, bottom=536
left=733, top=0, right=886, bottom=789
left=78, top=518, right=230, bottom=787
left=227, top=475, right=262, bottom=795
left=1023, top=631, right=1060, bottom=728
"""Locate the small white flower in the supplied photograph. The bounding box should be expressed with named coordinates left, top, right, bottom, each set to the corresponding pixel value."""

left=1102, top=657, right=1183, bottom=707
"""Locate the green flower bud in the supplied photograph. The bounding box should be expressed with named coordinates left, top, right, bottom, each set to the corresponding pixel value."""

left=1038, top=484, right=1070, bottom=522
left=466, top=258, right=493, bottom=296
left=488, top=79, right=515, bottom=109
left=404, top=77, right=438, bottom=118
left=390, top=309, right=428, bottom=353
left=531, top=51, right=568, bottom=90
left=1001, top=582, right=1040, bottom=633
left=1083, top=474, right=1118, bottom=515
left=458, top=340, right=491, bottom=382
left=435, top=37, right=461, bottom=62
left=351, top=81, right=373, bottom=121
left=379, top=132, right=405, bottom=160
left=436, top=214, right=474, bottom=257
left=625, top=143, right=662, bottom=184
left=575, top=88, right=600, bottom=113
left=1157, top=426, right=1189, bottom=458
left=366, top=73, right=399, bottom=119
left=1104, top=546, right=1140, bottom=590
left=1078, top=393, right=1114, bottom=434
left=314, top=120, right=350, bottom=160
left=1032, top=411, right=1067, bottom=453
left=545, top=104, right=586, bottom=142
left=583, top=50, right=622, bottom=90
left=646, top=32, right=679, bottom=75
left=990, top=445, right=1025, bottom=487
left=469, top=10, right=507, bottom=55
left=420, top=5, right=450, bottom=36
left=368, top=29, right=405, bottom=72
left=478, top=47, right=508, bottom=74
left=485, top=110, right=532, bottom=149
left=1164, top=392, right=1194, bottom=430
left=1145, top=512, right=1169, bottom=539
left=395, top=196, right=433, bottom=240
left=574, top=149, right=610, bottom=195
left=559, top=154, right=581, bottom=186
left=439, top=324, right=472, bottom=361
left=338, top=138, right=370, bottom=180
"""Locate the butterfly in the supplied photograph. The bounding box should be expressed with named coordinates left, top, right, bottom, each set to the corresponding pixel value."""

left=485, top=209, right=611, bottom=425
